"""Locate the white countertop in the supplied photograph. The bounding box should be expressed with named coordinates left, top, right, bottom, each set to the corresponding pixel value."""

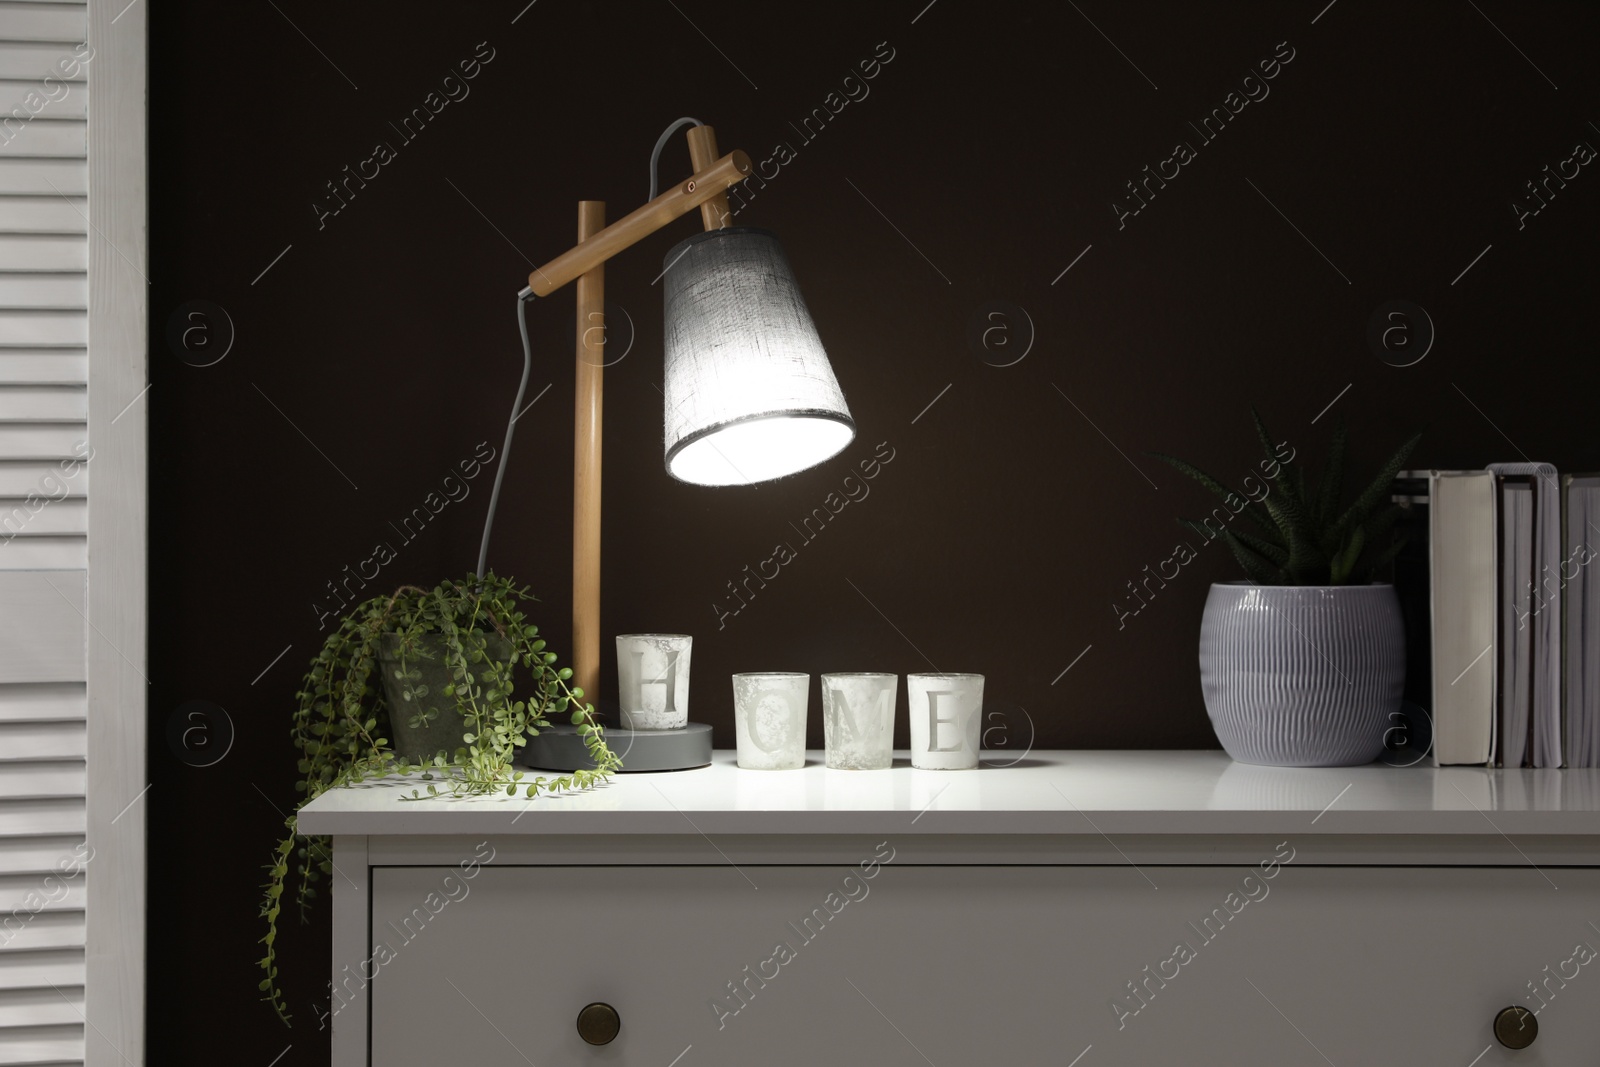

left=294, top=749, right=1600, bottom=837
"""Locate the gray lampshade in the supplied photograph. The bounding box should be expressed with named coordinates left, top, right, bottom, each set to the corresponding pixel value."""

left=662, top=228, right=854, bottom=486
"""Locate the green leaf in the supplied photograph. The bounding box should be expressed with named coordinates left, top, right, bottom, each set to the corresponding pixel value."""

left=1219, top=530, right=1284, bottom=585
left=1249, top=407, right=1282, bottom=468
left=1359, top=502, right=1405, bottom=551
left=1178, top=517, right=1234, bottom=547
left=1258, top=477, right=1324, bottom=580
left=1150, top=452, right=1274, bottom=532
left=1226, top=526, right=1290, bottom=567
left=273, top=572, right=623, bottom=1011
left=1329, top=525, right=1365, bottom=585
left=1328, top=429, right=1422, bottom=550
left=1360, top=527, right=1411, bottom=581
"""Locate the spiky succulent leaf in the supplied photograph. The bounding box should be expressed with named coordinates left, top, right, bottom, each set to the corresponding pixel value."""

left=1344, top=503, right=1411, bottom=582
left=1250, top=407, right=1278, bottom=471
left=1252, top=406, right=1311, bottom=529
left=1151, top=452, right=1274, bottom=532
left=1161, top=414, right=1421, bottom=587
left=1279, top=463, right=1311, bottom=552
left=1282, top=460, right=1307, bottom=513
left=1258, top=477, right=1327, bottom=580
left=1329, top=525, right=1365, bottom=585
left=1179, top=515, right=1286, bottom=555
left=1359, top=527, right=1411, bottom=582
left=1178, top=518, right=1219, bottom=544
left=1359, top=503, right=1405, bottom=552
left=1220, top=529, right=1287, bottom=585
left=1328, top=429, right=1422, bottom=549
left=1226, top=526, right=1291, bottom=567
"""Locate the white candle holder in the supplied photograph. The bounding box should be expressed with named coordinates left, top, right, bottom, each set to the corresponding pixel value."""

left=907, top=673, right=984, bottom=769
left=821, top=673, right=896, bottom=770
left=615, top=634, right=692, bottom=731
left=732, top=672, right=809, bottom=770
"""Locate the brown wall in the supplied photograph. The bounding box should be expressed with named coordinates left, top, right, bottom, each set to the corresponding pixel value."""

left=148, top=0, right=1600, bottom=1060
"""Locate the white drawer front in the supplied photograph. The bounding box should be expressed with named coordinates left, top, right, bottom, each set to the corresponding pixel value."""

left=366, top=859, right=1599, bottom=1065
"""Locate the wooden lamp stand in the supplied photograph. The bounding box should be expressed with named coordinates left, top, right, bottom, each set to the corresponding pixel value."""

left=522, top=126, right=746, bottom=748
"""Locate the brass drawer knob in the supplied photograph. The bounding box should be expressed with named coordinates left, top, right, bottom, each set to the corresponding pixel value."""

left=1494, top=1005, right=1537, bottom=1049
left=577, top=1001, right=621, bottom=1045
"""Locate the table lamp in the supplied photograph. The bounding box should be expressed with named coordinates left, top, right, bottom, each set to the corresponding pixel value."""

left=474, top=118, right=854, bottom=771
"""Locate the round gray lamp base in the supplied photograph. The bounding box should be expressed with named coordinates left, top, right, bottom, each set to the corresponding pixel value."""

left=519, top=722, right=713, bottom=773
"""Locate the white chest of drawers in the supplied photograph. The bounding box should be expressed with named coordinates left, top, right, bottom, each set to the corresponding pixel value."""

left=296, top=751, right=1600, bottom=1066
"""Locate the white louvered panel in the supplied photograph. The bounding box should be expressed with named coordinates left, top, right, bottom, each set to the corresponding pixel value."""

left=0, top=201, right=82, bottom=234
left=0, top=44, right=83, bottom=82
left=0, top=1025, right=82, bottom=1065
left=0, top=836, right=80, bottom=874
left=0, top=723, right=80, bottom=761
left=0, top=355, right=81, bottom=386
left=0, top=277, right=83, bottom=308
left=0, top=574, right=81, bottom=682
left=0, top=686, right=78, bottom=722
left=0, top=987, right=80, bottom=1029
left=0, top=310, right=84, bottom=345
left=0, top=501, right=83, bottom=538
left=0, top=387, right=78, bottom=419
left=0, top=464, right=82, bottom=496
left=0, top=12, right=89, bottom=1062
left=0, top=120, right=79, bottom=158
left=0, top=539, right=79, bottom=569
left=0, top=507, right=85, bottom=540
left=0, top=159, right=76, bottom=196
left=0, top=427, right=81, bottom=460
left=0, top=4, right=84, bottom=44
left=0, top=239, right=79, bottom=273
left=0, top=910, right=81, bottom=952
left=0, top=802, right=79, bottom=838
left=0, top=765, right=82, bottom=801
left=0, top=876, right=79, bottom=914
left=0, top=498, right=83, bottom=534
left=0, top=387, right=76, bottom=421
left=0, top=951, right=81, bottom=991
left=0, top=1030, right=83, bottom=1066
left=0, top=84, right=84, bottom=123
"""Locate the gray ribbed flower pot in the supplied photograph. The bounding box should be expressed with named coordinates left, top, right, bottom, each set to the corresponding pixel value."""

left=1199, top=582, right=1405, bottom=767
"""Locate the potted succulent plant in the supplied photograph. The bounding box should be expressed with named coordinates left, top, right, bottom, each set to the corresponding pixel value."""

left=1153, top=412, right=1422, bottom=767
left=258, top=573, right=621, bottom=1024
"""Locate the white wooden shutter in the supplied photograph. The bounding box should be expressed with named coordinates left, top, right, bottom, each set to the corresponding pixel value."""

left=0, top=2, right=90, bottom=1064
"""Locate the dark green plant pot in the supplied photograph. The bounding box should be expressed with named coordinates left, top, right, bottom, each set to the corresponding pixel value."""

left=377, top=632, right=513, bottom=763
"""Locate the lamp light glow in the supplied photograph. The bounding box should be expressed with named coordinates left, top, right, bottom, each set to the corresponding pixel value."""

left=662, top=228, right=854, bottom=486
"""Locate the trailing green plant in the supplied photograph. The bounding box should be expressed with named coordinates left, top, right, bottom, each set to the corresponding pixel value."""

left=1151, top=410, right=1422, bottom=586
left=258, top=573, right=620, bottom=1025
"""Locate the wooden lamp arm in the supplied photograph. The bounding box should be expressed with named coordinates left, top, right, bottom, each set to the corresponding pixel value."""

left=543, top=124, right=743, bottom=718
left=526, top=149, right=750, bottom=297
left=685, top=124, right=734, bottom=231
